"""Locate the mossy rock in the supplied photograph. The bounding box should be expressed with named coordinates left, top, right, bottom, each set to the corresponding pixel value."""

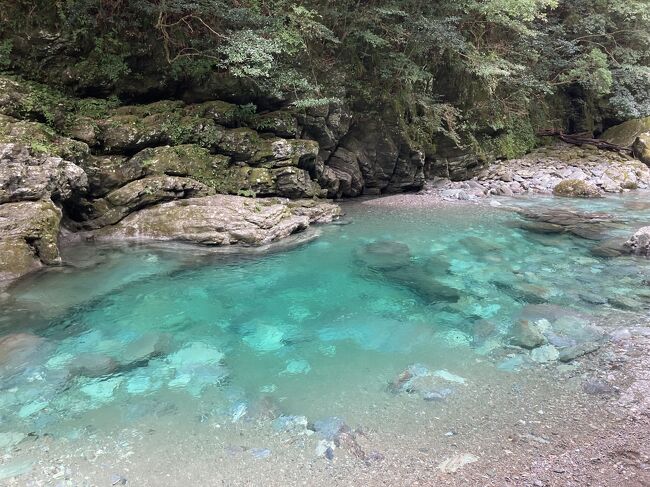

left=602, top=117, right=650, bottom=147
left=186, top=100, right=239, bottom=127
left=78, top=176, right=214, bottom=229
left=111, top=100, right=185, bottom=118
left=250, top=110, right=300, bottom=138
left=231, top=166, right=323, bottom=198
left=0, top=116, right=89, bottom=163
left=0, top=199, right=62, bottom=287
left=130, top=144, right=239, bottom=193
left=0, top=75, right=72, bottom=129
left=632, top=132, right=650, bottom=166
left=78, top=155, right=143, bottom=197
left=553, top=179, right=601, bottom=198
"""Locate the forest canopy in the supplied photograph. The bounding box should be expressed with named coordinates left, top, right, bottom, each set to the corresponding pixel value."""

left=0, top=0, right=648, bottom=137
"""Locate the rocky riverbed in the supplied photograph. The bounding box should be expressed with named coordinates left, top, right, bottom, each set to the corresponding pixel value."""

left=426, top=143, right=650, bottom=200
left=2, top=193, right=650, bottom=486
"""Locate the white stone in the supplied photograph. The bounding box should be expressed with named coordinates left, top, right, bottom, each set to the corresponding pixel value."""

left=531, top=344, right=560, bottom=363
left=438, top=453, right=479, bottom=473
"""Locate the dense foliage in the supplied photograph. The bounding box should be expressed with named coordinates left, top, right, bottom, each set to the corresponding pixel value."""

left=0, top=0, right=648, bottom=145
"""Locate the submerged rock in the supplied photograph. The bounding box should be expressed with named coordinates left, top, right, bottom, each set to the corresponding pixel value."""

left=120, top=333, right=170, bottom=368
left=509, top=320, right=546, bottom=349
left=0, top=432, right=26, bottom=449
left=0, top=332, right=48, bottom=376
left=389, top=364, right=465, bottom=400
left=583, top=378, right=616, bottom=395
left=273, top=415, right=310, bottom=435
left=354, top=240, right=412, bottom=270
left=70, top=353, right=119, bottom=378
left=437, top=453, right=479, bottom=473
left=384, top=265, right=461, bottom=304
left=591, top=238, right=628, bottom=258
left=530, top=344, right=560, bottom=363
left=313, top=417, right=350, bottom=442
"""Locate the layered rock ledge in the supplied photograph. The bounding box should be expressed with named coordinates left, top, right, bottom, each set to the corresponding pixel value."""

left=84, top=195, right=341, bottom=246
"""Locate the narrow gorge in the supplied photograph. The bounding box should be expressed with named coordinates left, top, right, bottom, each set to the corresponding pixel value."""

left=1, top=1, right=649, bottom=485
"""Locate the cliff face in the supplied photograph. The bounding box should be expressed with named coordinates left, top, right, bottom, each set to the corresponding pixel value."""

left=0, top=76, right=347, bottom=289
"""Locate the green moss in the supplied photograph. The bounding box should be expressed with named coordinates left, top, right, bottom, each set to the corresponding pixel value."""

left=478, top=117, right=537, bottom=160
left=0, top=39, right=12, bottom=68
left=0, top=118, right=89, bottom=162
left=130, top=144, right=246, bottom=195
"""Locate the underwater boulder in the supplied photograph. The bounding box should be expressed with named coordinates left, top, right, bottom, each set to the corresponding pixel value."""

left=354, top=240, right=412, bottom=271
left=470, top=319, right=498, bottom=347
left=70, top=353, right=119, bottom=378
left=509, top=320, right=546, bottom=349
left=0, top=332, right=48, bottom=376
left=119, top=332, right=171, bottom=369
left=591, top=238, right=628, bottom=258
left=389, top=364, right=464, bottom=400
left=384, top=265, right=460, bottom=304
left=460, top=236, right=503, bottom=254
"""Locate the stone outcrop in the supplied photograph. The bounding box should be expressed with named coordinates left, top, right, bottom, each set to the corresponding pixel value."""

left=301, top=108, right=425, bottom=197
left=88, top=195, right=341, bottom=246
left=0, top=200, right=62, bottom=289
left=424, top=143, right=650, bottom=200
left=625, top=227, right=650, bottom=256
left=0, top=114, right=89, bottom=289
left=601, top=116, right=650, bottom=148
left=75, top=176, right=214, bottom=229
left=0, top=77, right=351, bottom=288
left=633, top=132, right=650, bottom=166
left=0, top=139, right=87, bottom=204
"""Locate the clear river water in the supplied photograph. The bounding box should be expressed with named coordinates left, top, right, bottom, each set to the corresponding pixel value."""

left=1, top=193, right=649, bottom=484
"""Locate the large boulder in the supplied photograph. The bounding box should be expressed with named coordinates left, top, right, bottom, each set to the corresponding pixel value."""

left=75, top=176, right=214, bottom=229
left=250, top=110, right=300, bottom=138
left=601, top=116, right=650, bottom=147
left=624, top=226, right=650, bottom=256
left=0, top=115, right=89, bottom=165
left=0, top=200, right=62, bottom=289
left=632, top=132, right=650, bottom=166
left=78, top=154, right=142, bottom=197
left=0, top=142, right=87, bottom=204
left=553, top=179, right=601, bottom=198
left=89, top=194, right=341, bottom=246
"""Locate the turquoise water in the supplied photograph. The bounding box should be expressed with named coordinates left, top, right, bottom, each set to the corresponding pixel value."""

left=1, top=194, right=650, bottom=447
